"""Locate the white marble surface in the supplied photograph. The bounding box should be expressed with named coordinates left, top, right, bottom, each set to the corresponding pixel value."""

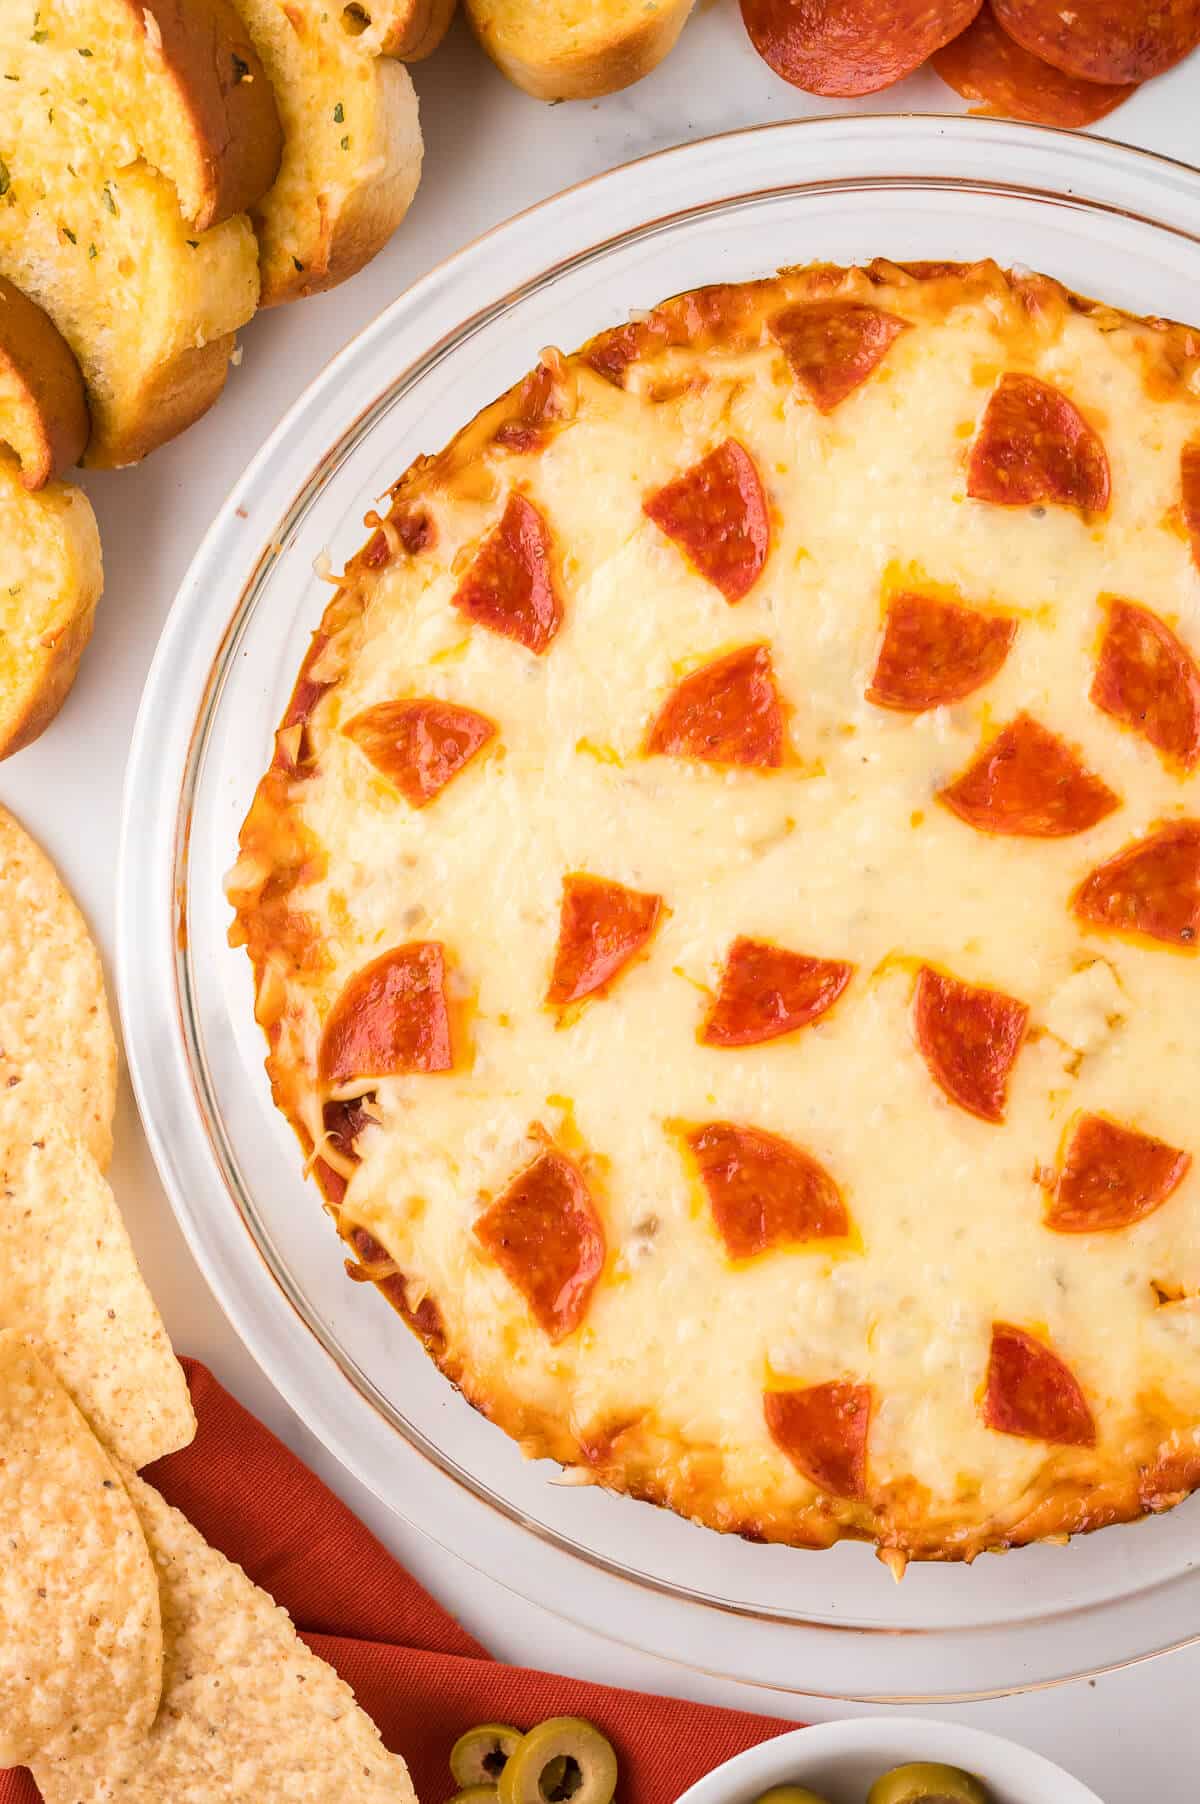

left=6, top=7, right=1199, bottom=1797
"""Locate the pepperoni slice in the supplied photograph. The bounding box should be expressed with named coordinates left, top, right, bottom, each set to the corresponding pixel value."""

left=1091, top=599, right=1200, bottom=772
left=931, top=6, right=1137, bottom=123
left=913, top=966, right=1029, bottom=1123
left=740, top=0, right=982, bottom=96
left=318, top=943, right=453, bottom=1085
left=645, top=644, right=785, bottom=769
left=343, top=699, right=496, bottom=806
left=643, top=439, right=770, bottom=603
left=474, top=1145, right=605, bottom=1341
left=687, top=1122, right=848, bottom=1258
left=1182, top=440, right=1200, bottom=572
left=770, top=301, right=910, bottom=413
left=867, top=590, right=1017, bottom=712
left=992, top=0, right=1200, bottom=82
left=702, top=937, right=854, bottom=1048
left=967, top=373, right=1110, bottom=514
left=1072, top=820, right=1200, bottom=949
left=451, top=493, right=563, bottom=654
left=322, top=1093, right=376, bottom=1164
left=938, top=714, right=1120, bottom=838
left=764, top=1382, right=872, bottom=1498
left=1044, top=1112, right=1191, bottom=1234
left=547, top=874, right=663, bottom=1007
left=983, top=1323, right=1096, bottom=1447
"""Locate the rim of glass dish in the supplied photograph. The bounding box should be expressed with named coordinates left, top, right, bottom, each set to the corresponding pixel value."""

left=119, top=115, right=1200, bottom=1701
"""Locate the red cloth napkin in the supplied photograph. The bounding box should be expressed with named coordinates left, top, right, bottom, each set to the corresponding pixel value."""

left=4, top=1360, right=795, bottom=1803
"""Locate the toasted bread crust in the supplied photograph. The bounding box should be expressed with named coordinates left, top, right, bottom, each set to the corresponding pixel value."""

left=0, top=277, right=89, bottom=489
left=352, top=0, right=459, bottom=59
left=131, top=0, right=284, bottom=230
left=465, top=0, right=694, bottom=98
left=81, top=332, right=239, bottom=471
left=0, top=454, right=102, bottom=759
left=234, top=1, right=423, bottom=309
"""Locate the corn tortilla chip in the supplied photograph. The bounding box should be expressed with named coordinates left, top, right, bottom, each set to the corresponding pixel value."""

left=33, top=1475, right=420, bottom=1803
left=0, top=804, right=117, bottom=1169
left=0, top=1102, right=195, bottom=1468
left=0, top=1332, right=162, bottom=1768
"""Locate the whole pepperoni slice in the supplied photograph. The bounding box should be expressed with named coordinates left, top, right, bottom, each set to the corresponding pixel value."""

left=770, top=301, right=910, bottom=413
left=451, top=493, right=563, bottom=654
left=343, top=698, right=496, bottom=806
left=740, top=0, right=982, bottom=96
left=318, top=943, right=453, bottom=1086
left=992, top=0, right=1200, bottom=82
left=645, top=644, right=785, bottom=769
left=913, top=965, right=1029, bottom=1123
left=1182, top=440, right=1200, bottom=572
left=687, top=1122, right=849, bottom=1258
left=1044, top=1112, right=1191, bottom=1234
left=547, top=874, right=663, bottom=1007
left=967, top=373, right=1110, bottom=514
left=643, top=439, right=771, bottom=603
left=1091, top=598, right=1200, bottom=772
left=938, top=714, right=1120, bottom=838
left=474, top=1145, right=605, bottom=1341
left=702, top=936, right=854, bottom=1048
left=932, top=6, right=1138, bottom=124
left=983, top=1323, right=1096, bottom=1447
left=867, top=590, right=1017, bottom=712
left=1072, top=820, right=1200, bottom=949
left=764, top=1382, right=872, bottom=1499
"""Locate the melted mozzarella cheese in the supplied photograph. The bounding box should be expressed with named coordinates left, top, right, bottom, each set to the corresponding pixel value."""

left=255, top=272, right=1200, bottom=1548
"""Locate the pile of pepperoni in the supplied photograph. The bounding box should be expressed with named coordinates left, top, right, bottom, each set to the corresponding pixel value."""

left=740, top=0, right=1200, bottom=128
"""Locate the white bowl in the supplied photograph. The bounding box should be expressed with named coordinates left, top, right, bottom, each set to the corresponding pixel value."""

left=678, top=1719, right=1104, bottom=1804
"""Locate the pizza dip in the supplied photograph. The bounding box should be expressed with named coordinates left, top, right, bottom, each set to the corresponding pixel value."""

left=228, top=259, right=1200, bottom=1565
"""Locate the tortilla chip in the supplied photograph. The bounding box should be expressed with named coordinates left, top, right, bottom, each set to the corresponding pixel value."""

left=33, top=1476, right=419, bottom=1803
left=0, top=1102, right=195, bottom=1468
left=0, top=804, right=117, bottom=1168
left=0, top=1333, right=162, bottom=1768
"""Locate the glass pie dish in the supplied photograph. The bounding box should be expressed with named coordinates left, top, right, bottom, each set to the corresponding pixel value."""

left=119, top=115, right=1200, bottom=1701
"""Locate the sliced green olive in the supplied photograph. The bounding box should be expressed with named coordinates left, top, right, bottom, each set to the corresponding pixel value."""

left=497, top=1716, right=618, bottom=1804
left=751, top=1788, right=833, bottom=1804
left=867, top=1763, right=990, bottom=1804
left=451, top=1724, right=524, bottom=1787
left=446, top=1789, right=498, bottom=1804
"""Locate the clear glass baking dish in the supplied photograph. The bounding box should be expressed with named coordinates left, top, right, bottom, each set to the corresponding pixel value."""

left=119, top=115, right=1200, bottom=1701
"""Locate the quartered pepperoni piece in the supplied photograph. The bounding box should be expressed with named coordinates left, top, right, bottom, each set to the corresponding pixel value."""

left=740, top=0, right=982, bottom=96
left=992, top=0, right=1200, bottom=82
left=451, top=493, right=563, bottom=654
left=343, top=698, right=496, bottom=806
left=1181, top=440, right=1200, bottom=571
left=645, top=644, right=785, bottom=769
left=1072, top=820, right=1200, bottom=949
left=643, top=439, right=770, bottom=603
left=770, top=301, right=910, bottom=412
left=474, top=1145, right=605, bottom=1341
left=687, top=1122, right=848, bottom=1258
left=702, top=936, right=854, bottom=1048
left=932, top=5, right=1137, bottom=124
left=1044, top=1112, right=1191, bottom=1234
left=967, top=373, right=1110, bottom=514
left=318, top=943, right=453, bottom=1086
left=938, top=714, right=1120, bottom=838
left=983, top=1323, right=1096, bottom=1447
left=913, top=966, right=1029, bottom=1123
left=764, top=1382, right=872, bottom=1498
left=867, top=590, right=1017, bottom=712
left=547, top=874, right=663, bottom=1007
left=1091, top=598, right=1200, bottom=772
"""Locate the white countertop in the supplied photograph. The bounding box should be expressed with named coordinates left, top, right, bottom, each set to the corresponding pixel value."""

left=8, top=9, right=1198, bottom=1797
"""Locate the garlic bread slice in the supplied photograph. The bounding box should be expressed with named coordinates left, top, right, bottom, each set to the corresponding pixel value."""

left=465, top=0, right=695, bottom=98
left=0, top=274, right=89, bottom=487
